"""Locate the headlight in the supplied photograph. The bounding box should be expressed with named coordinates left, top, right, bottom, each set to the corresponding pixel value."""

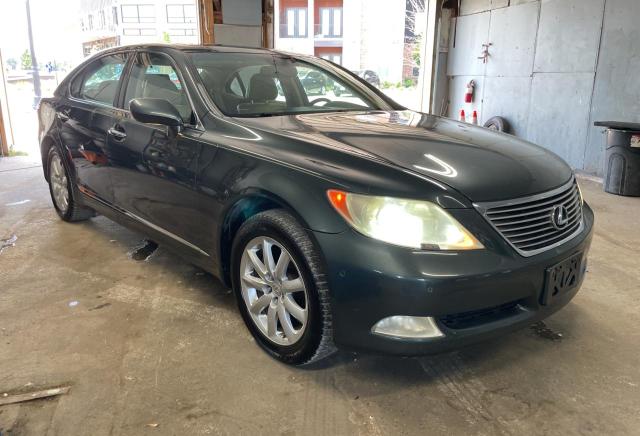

left=327, top=190, right=484, bottom=250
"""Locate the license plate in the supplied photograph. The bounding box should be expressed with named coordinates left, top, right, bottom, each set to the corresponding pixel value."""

left=541, top=252, right=583, bottom=305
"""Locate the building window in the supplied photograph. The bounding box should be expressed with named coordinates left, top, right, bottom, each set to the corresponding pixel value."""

left=168, top=28, right=196, bottom=36
left=88, top=14, right=94, bottom=30
left=123, top=28, right=157, bottom=36
left=112, top=6, right=119, bottom=25
left=321, top=53, right=342, bottom=64
left=283, top=7, right=307, bottom=38
left=168, top=28, right=195, bottom=36
left=166, top=4, right=197, bottom=23
left=319, top=7, right=342, bottom=37
left=121, top=4, right=155, bottom=23
left=99, top=10, right=106, bottom=29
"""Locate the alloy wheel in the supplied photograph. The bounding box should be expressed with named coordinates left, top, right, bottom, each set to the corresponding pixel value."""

left=50, top=153, right=69, bottom=213
left=240, top=236, right=309, bottom=346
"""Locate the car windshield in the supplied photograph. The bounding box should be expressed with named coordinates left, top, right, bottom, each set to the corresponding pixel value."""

left=189, top=51, right=385, bottom=117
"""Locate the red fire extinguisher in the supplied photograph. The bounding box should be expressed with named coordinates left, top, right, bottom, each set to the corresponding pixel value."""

left=465, top=80, right=475, bottom=103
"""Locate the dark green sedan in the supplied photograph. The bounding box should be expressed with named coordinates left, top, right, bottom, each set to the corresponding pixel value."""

left=38, top=44, right=593, bottom=365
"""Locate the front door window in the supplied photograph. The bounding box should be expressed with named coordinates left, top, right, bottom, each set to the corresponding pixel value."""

left=123, top=52, right=193, bottom=123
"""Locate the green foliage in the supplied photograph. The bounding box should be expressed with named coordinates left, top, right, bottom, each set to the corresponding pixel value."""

left=381, top=80, right=394, bottom=89
left=8, top=145, right=28, bottom=157
left=412, top=34, right=422, bottom=68
left=163, top=32, right=171, bottom=43
left=6, top=58, right=17, bottom=70
left=21, top=50, right=32, bottom=70
left=403, top=78, right=415, bottom=88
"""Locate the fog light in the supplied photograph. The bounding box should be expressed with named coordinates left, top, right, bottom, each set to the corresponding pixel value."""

left=372, top=316, right=444, bottom=339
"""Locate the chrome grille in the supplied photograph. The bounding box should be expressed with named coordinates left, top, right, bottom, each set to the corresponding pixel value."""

left=476, top=179, right=583, bottom=256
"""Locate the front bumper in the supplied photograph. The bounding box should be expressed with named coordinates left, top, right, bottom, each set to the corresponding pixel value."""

left=313, top=203, right=594, bottom=356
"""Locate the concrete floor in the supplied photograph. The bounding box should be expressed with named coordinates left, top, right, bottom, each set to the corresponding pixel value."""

left=0, top=155, right=639, bottom=436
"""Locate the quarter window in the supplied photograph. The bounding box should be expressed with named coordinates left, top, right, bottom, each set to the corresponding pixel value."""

left=71, top=53, right=127, bottom=105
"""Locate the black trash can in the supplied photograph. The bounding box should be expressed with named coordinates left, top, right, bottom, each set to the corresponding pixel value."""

left=594, top=121, right=640, bottom=196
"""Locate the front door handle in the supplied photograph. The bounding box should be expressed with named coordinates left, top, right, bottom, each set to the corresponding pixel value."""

left=108, top=127, right=127, bottom=140
left=57, top=112, right=70, bottom=122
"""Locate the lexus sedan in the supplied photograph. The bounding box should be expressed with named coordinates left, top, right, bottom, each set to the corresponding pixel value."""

left=299, top=70, right=327, bottom=95
left=335, top=70, right=379, bottom=96
left=38, top=45, right=593, bottom=365
left=355, top=69, right=380, bottom=87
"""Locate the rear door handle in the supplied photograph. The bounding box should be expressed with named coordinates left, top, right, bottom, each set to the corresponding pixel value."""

left=108, top=127, right=127, bottom=140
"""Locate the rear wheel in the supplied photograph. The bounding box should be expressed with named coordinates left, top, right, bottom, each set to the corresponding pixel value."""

left=47, top=147, right=94, bottom=222
left=231, top=210, right=335, bottom=365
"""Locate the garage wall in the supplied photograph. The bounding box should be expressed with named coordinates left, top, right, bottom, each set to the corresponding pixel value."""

left=0, top=50, right=12, bottom=155
left=446, top=0, right=640, bottom=176
left=214, top=0, right=264, bottom=47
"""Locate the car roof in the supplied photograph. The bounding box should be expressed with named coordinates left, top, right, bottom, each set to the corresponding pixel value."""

left=96, top=43, right=287, bottom=56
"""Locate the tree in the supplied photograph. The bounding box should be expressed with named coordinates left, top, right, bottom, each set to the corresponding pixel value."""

left=412, top=34, right=422, bottom=68
left=163, top=32, right=171, bottom=43
left=403, top=0, right=426, bottom=80
left=20, top=50, right=32, bottom=70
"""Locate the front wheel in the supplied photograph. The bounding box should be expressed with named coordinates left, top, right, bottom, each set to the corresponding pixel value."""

left=231, top=210, right=335, bottom=365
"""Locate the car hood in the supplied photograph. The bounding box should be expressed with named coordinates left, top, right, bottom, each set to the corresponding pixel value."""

left=238, top=110, right=572, bottom=202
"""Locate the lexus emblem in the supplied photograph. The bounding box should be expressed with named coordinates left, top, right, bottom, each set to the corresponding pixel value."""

left=552, top=205, right=569, bottom=229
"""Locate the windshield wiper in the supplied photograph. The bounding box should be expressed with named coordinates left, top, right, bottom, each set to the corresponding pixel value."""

left=236, top=109, right=365, bottom=118
left=241, top=113, right=279, bottom=118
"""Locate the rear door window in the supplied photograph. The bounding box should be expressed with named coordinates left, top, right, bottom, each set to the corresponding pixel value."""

left=71, top=53, right=128, bottom=105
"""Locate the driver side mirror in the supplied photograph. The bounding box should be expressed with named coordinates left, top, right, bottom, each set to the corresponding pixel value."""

left=130, top=98, right=183, bottom=131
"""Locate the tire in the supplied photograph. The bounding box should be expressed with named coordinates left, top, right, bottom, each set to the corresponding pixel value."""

left=231, top=209, right=336, bottom=365
left=47, top=147, right=94, bottom=222
left=483, top=116, right=511, bottom=133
